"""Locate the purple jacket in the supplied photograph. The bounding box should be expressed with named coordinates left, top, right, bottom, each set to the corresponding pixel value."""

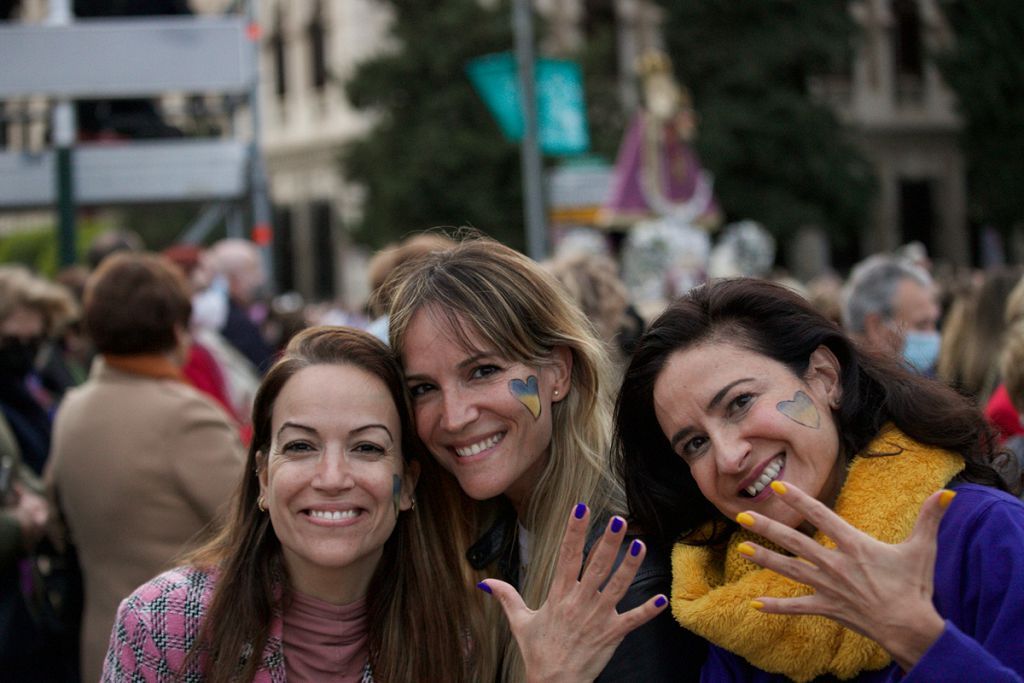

left=700, top=484, right=1024, bottom=682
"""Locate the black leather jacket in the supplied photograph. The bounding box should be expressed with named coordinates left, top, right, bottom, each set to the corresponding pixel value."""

left=467, top=509, right=706, bottom=681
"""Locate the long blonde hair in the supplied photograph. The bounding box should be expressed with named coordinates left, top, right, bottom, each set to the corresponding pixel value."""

left=0, top=265, right=78, bottom=335
left=939, top=267, right=1024, bottom=403
left=382, top=234, right=624, bottom=681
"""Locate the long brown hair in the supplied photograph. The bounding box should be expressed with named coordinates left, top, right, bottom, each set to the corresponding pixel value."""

left=184, top=326, right=482, bottom=681
left=616, top=278, right=1012, bottom=550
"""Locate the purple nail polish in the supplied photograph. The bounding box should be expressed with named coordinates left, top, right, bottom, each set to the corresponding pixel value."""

left=630, top=539, right=642, bottom=557
left=654, top=595, right=667, bottom=608
left=574, top=503, right=587, bottom=519
left=477, top=582, right=492, bottom=594
left=610, top=516, right=624, bottom=533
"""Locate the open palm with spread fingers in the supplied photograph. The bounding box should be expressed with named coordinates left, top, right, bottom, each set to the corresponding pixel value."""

left=479, top=504, right=668, bottom=683
left=736, top=480, right=954, bottom=672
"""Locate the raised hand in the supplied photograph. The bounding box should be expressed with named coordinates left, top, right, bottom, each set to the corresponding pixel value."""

left=735, top=480, right=953, bottom=672
left=479, top=504, right=669, bottom=683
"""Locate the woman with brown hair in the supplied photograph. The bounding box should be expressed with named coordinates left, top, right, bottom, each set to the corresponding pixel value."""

left=103, top=326, right=484, bottom=681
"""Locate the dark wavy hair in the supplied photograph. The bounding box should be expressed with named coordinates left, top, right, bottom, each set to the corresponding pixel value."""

left=615, top=278, right=1011, bottom=550
left=185, top=326, right=481, bottom=681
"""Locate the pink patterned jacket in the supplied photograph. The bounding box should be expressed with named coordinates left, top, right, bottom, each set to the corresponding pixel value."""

left=101, top=565, right=285, bottom=682
left=102, top=566, right=375, bottom=682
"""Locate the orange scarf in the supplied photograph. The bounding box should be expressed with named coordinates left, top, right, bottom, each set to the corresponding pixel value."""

left=103, top=354, right=185, bottom=383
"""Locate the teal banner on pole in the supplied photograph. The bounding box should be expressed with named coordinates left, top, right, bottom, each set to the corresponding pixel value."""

left=466, top=52, right=589, bottom=156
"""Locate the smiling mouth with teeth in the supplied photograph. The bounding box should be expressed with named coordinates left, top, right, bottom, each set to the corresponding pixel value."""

left=307, top=509, right=360, bottom=521
left=742, top=456, right=785, bottom=497
left=454, top=432, right=505, bottom=458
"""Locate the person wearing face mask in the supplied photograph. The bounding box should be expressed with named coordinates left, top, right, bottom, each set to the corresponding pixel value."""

left=840, top=254, right=941, bottom=375
left=0, top=267, right=78, bottom=476
left=0, top=267, right=80, bottom=681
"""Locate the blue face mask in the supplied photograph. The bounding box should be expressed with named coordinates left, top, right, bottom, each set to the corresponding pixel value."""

left=902, top=330, right=940, bottom=373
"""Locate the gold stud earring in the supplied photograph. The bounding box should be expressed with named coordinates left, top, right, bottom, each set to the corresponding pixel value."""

left=553, top=389, right=560, bottom=397
left=257, top=496, right=266, bottom=512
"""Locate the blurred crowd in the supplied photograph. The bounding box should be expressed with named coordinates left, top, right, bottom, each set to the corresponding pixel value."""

left=2, top=227, right=1024, bottom=680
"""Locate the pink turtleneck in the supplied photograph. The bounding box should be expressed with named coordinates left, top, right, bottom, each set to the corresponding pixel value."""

left=282, top=591, right=369, bottom=682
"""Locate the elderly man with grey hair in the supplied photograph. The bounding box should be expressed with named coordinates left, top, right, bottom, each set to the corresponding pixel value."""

left=840, top=253, right=941, bottom=374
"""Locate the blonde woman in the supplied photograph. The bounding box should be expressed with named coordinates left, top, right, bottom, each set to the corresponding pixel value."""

left=381, top=235, right=705, bottom=681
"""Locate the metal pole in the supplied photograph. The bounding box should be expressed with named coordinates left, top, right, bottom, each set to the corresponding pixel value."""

left=246, top=0, right=275, bottom=289
left=513, top=0, right=547, bottom=261
left=50, top=0, right=76, bottom=267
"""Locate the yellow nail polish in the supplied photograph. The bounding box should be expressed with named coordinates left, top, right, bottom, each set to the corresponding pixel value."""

left=939, top=490, right=957, bottom=509
left=770, top=480, right=788, bottom=495
left=737, top=542, right=755, bottom=557
left=736, top=512, right=755, bottom=527
left=750, top=600, right=765, bottom=610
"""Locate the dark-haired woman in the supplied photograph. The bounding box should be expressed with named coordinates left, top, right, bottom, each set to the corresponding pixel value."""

left=614, top=278, right=1024, bottom=681
left=102, top=326, right=484, bottom=681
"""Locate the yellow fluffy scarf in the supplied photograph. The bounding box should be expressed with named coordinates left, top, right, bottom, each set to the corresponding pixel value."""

left=670, top=425, right=964, bottom=681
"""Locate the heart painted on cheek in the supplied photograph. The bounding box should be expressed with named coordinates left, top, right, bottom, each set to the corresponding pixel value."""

left=776, top=390, right=820, bottom=429
left=509, top=376, right=542, bottom=419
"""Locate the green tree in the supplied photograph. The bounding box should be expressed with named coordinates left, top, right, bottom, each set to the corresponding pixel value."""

left=657, top=0, right=875, bottom=251
left=935, top=0, right=1024, bottom=239
left=342, top=0, right=525, bottom=249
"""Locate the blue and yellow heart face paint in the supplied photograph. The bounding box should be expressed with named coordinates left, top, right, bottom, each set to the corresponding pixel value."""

left=776, top=390, right=820, bottom=429
left=509, top=375, right=542, bottom=419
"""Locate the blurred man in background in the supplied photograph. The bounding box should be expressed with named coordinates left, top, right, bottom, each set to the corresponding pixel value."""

left=841, top=254, right=941, bottom=375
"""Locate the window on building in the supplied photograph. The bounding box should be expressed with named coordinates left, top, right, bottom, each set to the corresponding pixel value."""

left=892, top=0, right=924, bottom=103
left=583, top=0, right=616, bottom=38
left=899, top=178, right=935, bottom=253
left=892, top=0, right=924, bottom=77
left=273, top=204, right=295, bottom=293
left=270, top=5, right=287, bottom=101
left=308, top=0, right=328, bottom=91
left=311, top=201, right=335, bottom=299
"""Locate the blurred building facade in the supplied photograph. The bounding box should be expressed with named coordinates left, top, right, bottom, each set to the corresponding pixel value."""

left=812, top=0, right=967, bottom=266
left=537, top=0, right=969, bottom=269
left=241, top=0, right=667, bottom=306
left=193, top=0, right=389, bottom=308
left=0, top=0, right=973, bottom=297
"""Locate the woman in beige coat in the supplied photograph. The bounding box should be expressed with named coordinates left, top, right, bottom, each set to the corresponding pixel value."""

left=47, top=253, right=244, bottom=682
